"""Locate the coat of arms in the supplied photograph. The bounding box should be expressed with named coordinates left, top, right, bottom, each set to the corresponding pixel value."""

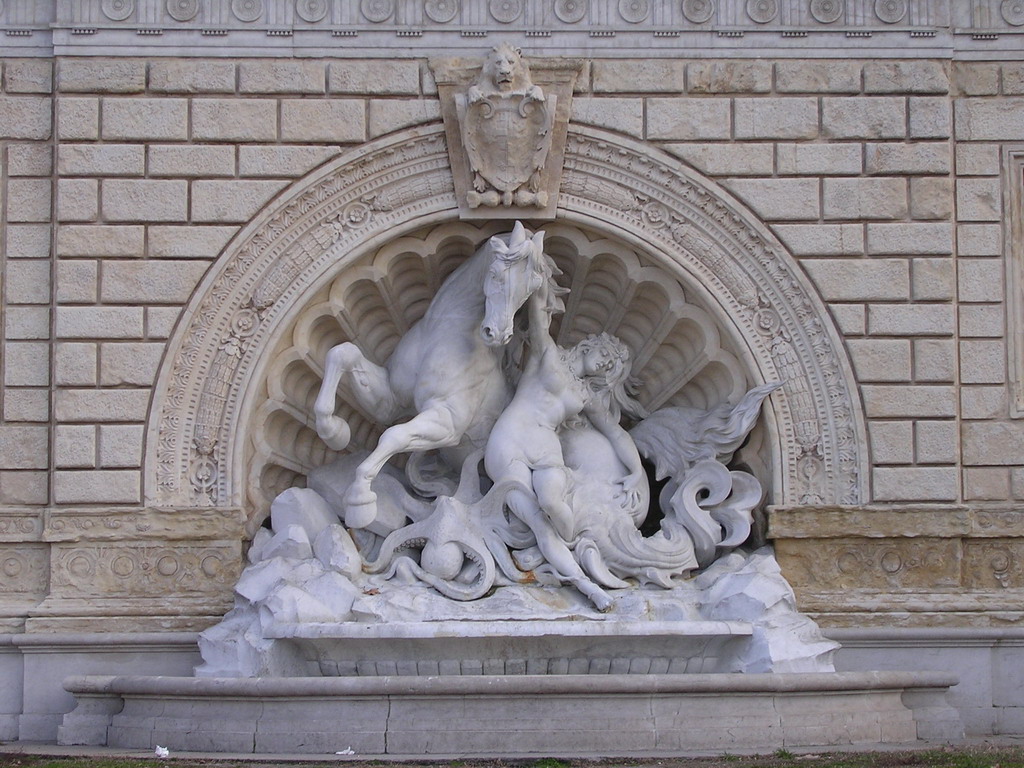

left=455, top=44, right=556, bottom=209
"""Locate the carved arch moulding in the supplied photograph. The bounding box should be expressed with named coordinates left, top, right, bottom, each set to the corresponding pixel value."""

left=146, top=123, right=867, bottom=530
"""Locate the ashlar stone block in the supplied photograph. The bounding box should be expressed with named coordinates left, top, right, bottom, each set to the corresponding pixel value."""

left=55, top=306, right=144, bottom=339
left=957, top=224, right=1001, bottom=257
left=868, top=304, right=954, bottom=336
left=953, top=63, right=1000, bottom=96
left=55, top=424, right=96, bottom=469
left=955, top=144, right=1000, bottom=176
left=867, top=223, right=952, bottom=255
left=148, top=145, right=236, bottom=178
left=147, top=307, right=183, bottom=339
left=99, top=342, right=165, bottom=387
left=56, top=97, right=98, bottom=140
left=101, top=260, right=209, bottom=304
left=964, top=467, right=1011, bottom=501
left=3, top=389, right=49, bottom=422
left=55, top=342, right=98, bottom=386
left=280, top=100, right=365, bottom=143
left=4, top=60, right=53, bottom=94
left=865, top=143, right=950, bottom=175
left=822, top=97, right=905, bottom=140
left=823, top=178, right=907, bottom=221
left=0, top=471, right=47, bottom=504
left=719, top=178, right=819, bottom=221
left=663, top=143, right=774, bottom=177
left=862, top=385, right=956, bottom=418
left=3, top=342, right=49, bottom=387
left=7, top=143, right=53, bottom=176
left=58, top=144, right=145, bottom=177
left=593, top=60, right=684, bottom=93
left=4, top=259, right=51, bottom=304
left=908, top=97, right=951, bottom=139
left=777, top=144, right=861, bottom=176
left=191, top=180, right=289, bottom=224
left=909, top=178, right=953, bottom=221
left=956, top=177, right=1002, bottom=222
left=0, top=426, right=48, bottom=470
left=961, top=386, right=1007, bottom=420
left=774, top=61, right=861, bottom=94
left=102, top=98, right=188, bottom=141
left=955, top=99, right=1024, bottom=141
left=868, top=420, right=914, bottom=464
left=238, top=146, right=340, bottom=179
left=959, top=304, right=1005, bottom=338
left=239, top=60, right=325, bottom=94
left=57, top=178, right=98, bottom=223
left=911, top=258, right=954, bottom=301
left=149, top=60, right=237, bottom=94
left=915, top=420, right=957, bottom=465
left=847, top=338, right=912, bottom=382
left=913, top=339, right=955, bottom=383
left=873, top=466, right=957, bottom=501
left=0, top=96, right=52, bottom=140
left=801, top=259, right=908, bottom=302
left=148, top=225, right=237, bottom=259
left=98, top=424, right=144, bottom=468
left=192, top=99, right=278, bottom=142
left=863, top=62, right=949, bottom=95
left=368, top=99, right=442, bottom=139
left=959, top=339, right=1006, bottom=385
left=772, top=224, right=863, bottom=256
left=646, top=98, right=730, bottom=140
left=6, top=306, right=50, bottom=340
left=570, top=97, right=642, bottom=139
left=329, top=61, right=421, bottom=95
left=102, top=179, right=187, bottom=223
left=687, top=61, right=771, bottom=94
left=958, top=258, right=1004, bottom=303
left=57, top=225, right=144, bottom=258
left=55, top=260, right=98, bottom=304
left=6, top=224, right=51, bottom=259
left=6, top=178, right=52, bottom=223
left=54, top=389, right=151, bottom=423
left=53, top=470, right=140, bottom=504
left=59, top=59, right=145, bottom=93
left=734, top=98, right=818, bottom=140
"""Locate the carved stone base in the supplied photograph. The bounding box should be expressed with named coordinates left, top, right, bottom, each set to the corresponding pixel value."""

left=769, top=505, right=1024, bottom=627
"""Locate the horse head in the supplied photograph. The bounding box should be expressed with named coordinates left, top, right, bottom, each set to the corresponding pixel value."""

left=480, top=221, right=549, bottom=347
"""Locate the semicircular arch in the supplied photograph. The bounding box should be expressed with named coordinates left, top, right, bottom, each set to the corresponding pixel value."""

left=145, top=123, right=865, bottom=517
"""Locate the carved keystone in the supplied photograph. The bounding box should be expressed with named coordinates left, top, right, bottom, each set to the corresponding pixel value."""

left=432, top=50, right=583, bottom=220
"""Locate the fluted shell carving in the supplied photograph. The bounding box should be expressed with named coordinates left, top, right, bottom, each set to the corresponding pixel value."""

left=247, top=221, right=753, bottom=525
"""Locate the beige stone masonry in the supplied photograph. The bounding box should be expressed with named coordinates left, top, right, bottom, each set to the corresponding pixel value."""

left=191, top=99, right=278, bottom=142
left=238, top=60, right=325, bottom=94
left=571, top=97, right=643, bottom=139
left=328, top=61, right=421, bottom=95
left=822, top=97, right=906, bottom=139
left=58, top=59, right=145, bottom=93
left=687, top=61, right=771, bottom=94
left=734, top=99, right=818, bottom=140
left=102, top=98, right=188, bottom=141
left=237, top=145, right=340, bottom=178
left=149, top=60, right=237, bottom=94
left=593, top=60, right=685, bottom=94
left=646, top=98, right=730, bottom=140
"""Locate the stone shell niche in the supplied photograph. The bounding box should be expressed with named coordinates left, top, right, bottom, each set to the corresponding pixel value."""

left=248, top=220, right=760, bottom=528
left=145, top=123, right=867, bottom=531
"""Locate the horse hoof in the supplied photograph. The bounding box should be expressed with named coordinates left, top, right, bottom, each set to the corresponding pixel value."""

left=344, top=488, right=378, bottom=529
left=315, top=416, right=351, bottom=451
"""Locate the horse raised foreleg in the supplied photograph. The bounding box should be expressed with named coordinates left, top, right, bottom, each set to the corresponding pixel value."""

left=343, top=405, right=461, bottom=529
left=314, top=342, right=400, bottom=451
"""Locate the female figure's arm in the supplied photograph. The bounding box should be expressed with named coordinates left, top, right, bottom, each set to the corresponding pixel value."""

left=586, top=405, right=644, bottom=507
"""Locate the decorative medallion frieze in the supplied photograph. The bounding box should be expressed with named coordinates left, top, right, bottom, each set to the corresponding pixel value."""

left=874, top=0, right=906, bottom=23
left=1002, top=0, right=1024, bottom=25
left=147, top=122, right=866, bottom=516
left=231, top=0, right=263, bottom=20
left=361, top=0, right=394, bottom=22
left=681, top=0, right=715, bottom=23
left=166, top=0, right=200, bottom=20
left=810, top=0, right=844, bottom=23
left=101, top=0, right=135, bottom=20
left=554, top=0, right=588, bottom=23
left=424, top=0, right=460, bottom=22
left=295, top=0, right=328, bottom=22
left=746, top=0, right=777, bottom=23
left=618, top=0, right=649, bottom=22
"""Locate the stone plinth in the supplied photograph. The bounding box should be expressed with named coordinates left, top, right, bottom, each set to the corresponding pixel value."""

left=59, top=671, right=963, bottom=755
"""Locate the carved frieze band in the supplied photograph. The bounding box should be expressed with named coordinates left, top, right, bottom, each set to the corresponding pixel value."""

left=148, top=122, right=865, bottom=512
left=43, top=0, right=997, bottom=31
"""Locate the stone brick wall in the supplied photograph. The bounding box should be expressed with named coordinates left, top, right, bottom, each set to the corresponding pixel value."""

left=2, top=50, right=1023, bottom=631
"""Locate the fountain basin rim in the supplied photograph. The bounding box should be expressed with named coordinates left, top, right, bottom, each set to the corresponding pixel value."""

left=64, top=670, right=960, bottom=698
left=264, top=619, right=754, bottom=641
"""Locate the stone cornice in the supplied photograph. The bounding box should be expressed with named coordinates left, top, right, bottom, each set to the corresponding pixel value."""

left=1, top=0, right=1022, bottom=59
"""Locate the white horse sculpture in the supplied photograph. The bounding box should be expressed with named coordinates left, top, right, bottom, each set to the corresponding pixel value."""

left=314, top=222, right=556, bottom=530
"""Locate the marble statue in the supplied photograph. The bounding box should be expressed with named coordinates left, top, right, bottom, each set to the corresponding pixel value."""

left=197, top=222, right=838, bottom=679
left=303, top=222, right=779, bottom=609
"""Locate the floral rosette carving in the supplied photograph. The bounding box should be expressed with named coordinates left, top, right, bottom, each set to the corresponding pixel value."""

left=296, top=0, right=329, bottom=22
left=166, top=0, right=200, bottom=20
left=231, top=0, right=263, bottom=21
left=554, top=0, right=587, bottom=23
left=489, top=0, right=522, bottom=22
left=361, top=0, right=394, bottom=22
left=1002, top=0, right=1024, bottom=26
left=874, top=0, right=905, bottom=23
left=681, top=0, right=714, bottom=23
left=618, top=0, right=649, bottom=22
left=102, top=0, right=135, bottom=20
left=809, top=0, right=843, bottom=23
left=424, top=0, right=459, bottom=23
left=746, top=0, right=777, bottom=23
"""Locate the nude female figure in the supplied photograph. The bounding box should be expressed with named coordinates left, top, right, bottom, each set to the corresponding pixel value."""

left=484, top=275, right=646, bottom=611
